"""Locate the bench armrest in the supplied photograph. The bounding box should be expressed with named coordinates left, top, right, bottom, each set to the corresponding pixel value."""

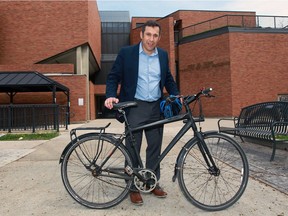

left=218, top=117, right=238, bottom=130
left=272, top=121, right=288, bottom=127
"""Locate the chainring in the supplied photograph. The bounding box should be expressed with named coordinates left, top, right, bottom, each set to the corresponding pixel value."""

left=134, top=169, right=157, bottom=193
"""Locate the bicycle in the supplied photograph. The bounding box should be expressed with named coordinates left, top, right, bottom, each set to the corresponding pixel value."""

left=59, top=88, right=249, bottom=211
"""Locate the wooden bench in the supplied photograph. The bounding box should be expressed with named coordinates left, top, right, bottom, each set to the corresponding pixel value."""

left=218, top=101, right=288, bottom=161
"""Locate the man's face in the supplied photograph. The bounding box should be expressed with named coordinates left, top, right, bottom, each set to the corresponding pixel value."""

left=140, top=26, right=161, bottom=55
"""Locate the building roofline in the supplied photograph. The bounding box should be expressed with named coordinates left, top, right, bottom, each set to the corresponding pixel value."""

left=179, top=26, right=288, bottom=44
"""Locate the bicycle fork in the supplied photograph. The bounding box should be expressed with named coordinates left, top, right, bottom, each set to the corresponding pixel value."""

left=172, top=130, right=220, bottom=182
left=195, top=132, right=220, bottom=176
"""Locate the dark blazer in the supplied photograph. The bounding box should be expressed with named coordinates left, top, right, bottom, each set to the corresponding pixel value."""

left=106, top=43, right=179, bottom=102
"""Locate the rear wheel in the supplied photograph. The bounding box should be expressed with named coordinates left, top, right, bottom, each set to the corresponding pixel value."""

left=178, top=133, right=249, bottom=211
left=61, top=134, right=133, bottom=209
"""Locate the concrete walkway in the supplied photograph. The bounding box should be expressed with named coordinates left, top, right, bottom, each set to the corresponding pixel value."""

left=0, top=118, right=287, bottom=216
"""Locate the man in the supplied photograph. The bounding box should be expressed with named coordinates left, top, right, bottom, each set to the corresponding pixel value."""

left=105, top=20, right=180, bottom=205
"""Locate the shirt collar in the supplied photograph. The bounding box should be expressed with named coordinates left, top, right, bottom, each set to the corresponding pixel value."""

left=139, top=42, right=158, bottom=56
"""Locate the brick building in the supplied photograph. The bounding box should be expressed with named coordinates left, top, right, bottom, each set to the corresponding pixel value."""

left=0, top=0, right=287, bottom=125
left=0, top=0, right=101, bottom=123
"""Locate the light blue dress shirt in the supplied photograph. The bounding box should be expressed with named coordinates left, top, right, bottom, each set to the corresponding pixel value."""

left=135, top=43, right=161, bottom=102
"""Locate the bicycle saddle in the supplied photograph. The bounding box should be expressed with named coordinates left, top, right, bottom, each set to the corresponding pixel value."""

left=112, top=101, right=138, bottom=110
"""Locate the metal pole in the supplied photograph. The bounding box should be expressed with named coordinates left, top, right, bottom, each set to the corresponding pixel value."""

left=32, top=105, right=35, bottom=133
left=8, top=105, right=12, bottom=133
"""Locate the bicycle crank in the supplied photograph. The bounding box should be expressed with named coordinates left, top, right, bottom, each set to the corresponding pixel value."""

left=134, top=169, right=157, bottom=193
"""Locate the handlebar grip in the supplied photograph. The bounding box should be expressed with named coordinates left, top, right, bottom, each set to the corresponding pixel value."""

left=184, top=87, right=213, bottom=105
left=202, top=87, right=212, bottom=95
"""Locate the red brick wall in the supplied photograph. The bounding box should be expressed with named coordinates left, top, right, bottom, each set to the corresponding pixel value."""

left=89, top=80, right=96, bottom=120
left=94, top=85, right=106, bottom=94
left=229, top=32, right=288, bottom=115
left=0, top=0, right=98, bottom=64
left=179, top=33, right=232, bottom=117
left=179, top=30, right=288, bottom=117
left=88, top=0, right=101, bottom=62
left=0, top=64, right=74, bottom=74
left=54, top=75, right=87, bottom=123
left=159, top=18, right=176, bottom=78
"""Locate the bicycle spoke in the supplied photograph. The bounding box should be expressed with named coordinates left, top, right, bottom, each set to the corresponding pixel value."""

left=61, top=135, right=133, bottom=209
left=178, top=133, right=249, bottom=211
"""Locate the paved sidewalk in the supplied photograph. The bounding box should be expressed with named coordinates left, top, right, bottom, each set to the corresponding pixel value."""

left=0, top=118, right=287, bottom=216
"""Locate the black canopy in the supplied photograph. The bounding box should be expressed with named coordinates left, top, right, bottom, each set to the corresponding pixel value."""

left=0, top=71, right=70, bottom=104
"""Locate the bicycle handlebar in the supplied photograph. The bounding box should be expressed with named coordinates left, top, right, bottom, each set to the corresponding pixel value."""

left=111, top=87, right=213, bottom=112
left=183, top=87, right=213, bottom=105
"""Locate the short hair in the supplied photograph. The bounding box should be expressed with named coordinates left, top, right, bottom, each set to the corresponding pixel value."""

left=141, top=20, right=161, bottom=35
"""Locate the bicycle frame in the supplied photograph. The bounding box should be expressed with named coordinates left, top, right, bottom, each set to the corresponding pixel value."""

left=120, top=100, right=218, bottom=178
left=126, top=113, right=190, bottom=168
left=60, top=92, right=219, bottom=179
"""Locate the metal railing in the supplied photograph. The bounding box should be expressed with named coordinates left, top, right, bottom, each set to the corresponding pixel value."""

left=0, top=104, right=69, bottom=132
left=180, top=15, right=288, bottom=39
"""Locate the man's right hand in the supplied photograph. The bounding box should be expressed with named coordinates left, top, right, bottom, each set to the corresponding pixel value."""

left=104, top=97, right=119, bottom=109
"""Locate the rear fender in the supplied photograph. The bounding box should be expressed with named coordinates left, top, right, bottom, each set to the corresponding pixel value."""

left=59, top=133, right=98, bottom=164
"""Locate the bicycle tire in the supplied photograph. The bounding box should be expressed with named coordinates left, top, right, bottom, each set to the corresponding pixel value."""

left=178, top=132, right=249, bottom=211
left=61, top=133, right=133, bottom=209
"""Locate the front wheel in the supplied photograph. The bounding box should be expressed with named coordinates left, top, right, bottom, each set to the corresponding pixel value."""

left=178, top=132, right=249, bottom=211
left=60, top=134, right=133, bottom=209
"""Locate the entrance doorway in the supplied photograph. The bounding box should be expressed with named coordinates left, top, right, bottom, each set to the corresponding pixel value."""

left=96, top=95, right=116, bottom=118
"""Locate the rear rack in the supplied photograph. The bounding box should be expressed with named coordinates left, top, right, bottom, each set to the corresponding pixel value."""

left=70, top=123, right=111, bottom=142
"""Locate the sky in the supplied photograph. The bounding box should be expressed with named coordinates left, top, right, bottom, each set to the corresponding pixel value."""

left=96, top=0, right=288, bottom=18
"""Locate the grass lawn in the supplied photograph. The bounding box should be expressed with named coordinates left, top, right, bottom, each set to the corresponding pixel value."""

left=0, top=132, right=59, bottom=141
left=276, top=134, right=288, bottom=141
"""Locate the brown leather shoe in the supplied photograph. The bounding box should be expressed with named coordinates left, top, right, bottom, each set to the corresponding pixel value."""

left=130, top=191, right=143, bottom=205
left=151, top=185, right=167, bottom=198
